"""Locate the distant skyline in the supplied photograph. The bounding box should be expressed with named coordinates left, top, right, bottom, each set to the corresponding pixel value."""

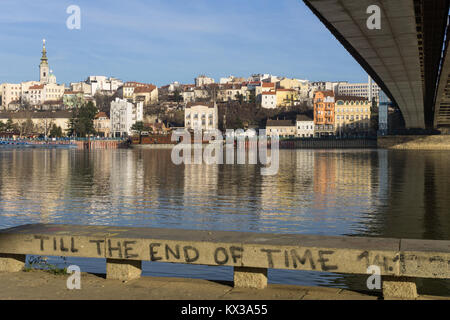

left=0, top=0, right=369, bottom=86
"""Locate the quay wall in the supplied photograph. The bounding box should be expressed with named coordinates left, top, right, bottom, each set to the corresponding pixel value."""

left=73, top=140, right=128, bottom=150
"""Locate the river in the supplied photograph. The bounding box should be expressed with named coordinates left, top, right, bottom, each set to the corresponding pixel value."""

left=0, top=148, right=449, bottom=296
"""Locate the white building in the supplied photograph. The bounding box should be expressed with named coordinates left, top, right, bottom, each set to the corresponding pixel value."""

left=261, top=92, right=277, bottom=109
left=70, top=82, right=92, bottom=95
left=86, top=76, right=123, bottom=95
left=335, top=76, right=380, bottom=103
left=184, top=102, right=218, bottom=131
left=296, top=114, right=314, bottom=138
left=195, top=75, right=215, bottom=87
left=1, top=83, right=22, bottom=110
left=110, top=98, right=143, bottom=138
left=182, top=90, right=195, bottom=103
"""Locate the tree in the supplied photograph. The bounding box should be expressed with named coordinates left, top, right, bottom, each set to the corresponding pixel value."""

left=235, top=93, right=244, bottom=104
left=94, top=92, right=116, bottom=117
left=173, top=90, right=183, bottom=103
left=6, top=119, right=14, bottom=132
left=67, top=101, right=98, bottom=137
left=248, top=90, right=256, bottom=104
left=131, top=121, right=148, bottom=144
left=49, top=124, right=63, bottom=138
left=19, top=118, right=34, bottom=137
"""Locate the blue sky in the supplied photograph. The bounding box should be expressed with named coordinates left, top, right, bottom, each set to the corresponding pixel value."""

left=0, top=0, right=368, bottom=86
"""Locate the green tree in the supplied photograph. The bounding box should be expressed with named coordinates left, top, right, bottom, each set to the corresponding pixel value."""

left=131, top=121, right=149, bottom=143
left=173, top=90, right=183, bottom=103
left=6, top=119, right=14, bottom=132
left=248, top=91, right=256, bottom=104
left=67, top=101, right=98, bottom=137
left=49, top=124, right=63, bottom=138
left=235, top=93, right=244, bottom=104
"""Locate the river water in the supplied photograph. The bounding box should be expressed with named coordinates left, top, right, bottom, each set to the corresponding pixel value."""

left=0, top=148, right=449, bottom=296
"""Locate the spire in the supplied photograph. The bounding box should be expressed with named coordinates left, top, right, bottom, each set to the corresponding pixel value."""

left=41, top=38, right=48, bottom=64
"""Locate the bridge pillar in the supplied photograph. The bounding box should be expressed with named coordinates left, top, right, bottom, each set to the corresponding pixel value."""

left=382, top=276, right=418, bottom=300
left=0, top=253, right=25, bottom=272
left=233, top=267, right=267, bottom=289
left=106, top=259, right=141, bottom=281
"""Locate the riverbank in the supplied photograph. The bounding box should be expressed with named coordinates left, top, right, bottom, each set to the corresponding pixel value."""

left=378, top=135, right=450, bottom=150
left=1, top=269, right=447, bottom=300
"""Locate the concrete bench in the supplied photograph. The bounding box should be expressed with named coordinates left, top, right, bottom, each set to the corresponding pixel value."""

left=0, top=224, right=449, bottom=299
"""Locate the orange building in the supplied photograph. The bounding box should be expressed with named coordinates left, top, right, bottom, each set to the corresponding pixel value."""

left=313, top=90, right=335, bottom=136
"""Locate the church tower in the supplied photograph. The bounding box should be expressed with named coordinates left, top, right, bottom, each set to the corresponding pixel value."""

left=39, top=39, right=49, bottom=83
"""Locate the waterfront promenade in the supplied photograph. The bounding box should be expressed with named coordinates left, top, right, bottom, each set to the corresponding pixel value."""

left=1, top=269, right=447, bottom=300
left=0, top=269, right=382, bottom=300
left=1, top=224, right=449, bottom=299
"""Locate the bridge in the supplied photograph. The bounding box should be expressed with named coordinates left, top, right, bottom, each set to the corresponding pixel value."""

left=303, top=0, right=450, bottom=129
left=0, top=224, right=449, bottom=299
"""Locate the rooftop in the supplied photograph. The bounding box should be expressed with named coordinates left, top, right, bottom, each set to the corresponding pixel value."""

left=296, top=114, right=313, bottom=121
left=266, top=119, right=295, bottom=127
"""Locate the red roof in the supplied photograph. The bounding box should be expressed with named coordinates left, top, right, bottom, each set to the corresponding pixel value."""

left=29, top=84, right=44, bottom=90
left=95, top=112, right=108, bottom=119
left=262, top=83, right=275, bottom=88
left=134, top=85, right=157, bottom=93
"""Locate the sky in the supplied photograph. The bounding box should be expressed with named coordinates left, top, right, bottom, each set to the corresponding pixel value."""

left=0, top=0, right=368, bottom=86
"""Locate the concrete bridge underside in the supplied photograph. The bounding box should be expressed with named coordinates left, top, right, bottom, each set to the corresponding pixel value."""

left=304, top=0, right=449, bottom=129
left=435, top=23, right=450, bottom=127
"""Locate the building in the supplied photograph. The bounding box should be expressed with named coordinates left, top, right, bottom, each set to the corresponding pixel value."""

left=70, top=82, right=92, bottom=95
left=117, top=82, right=157, bottom=104
left=219, top=76, right=245, bottom=84
left=110, top=98, right=143, bottom=138
left=314, top=91, right=335, bottom=136
left=255, top=82, right=275, bottom=102
left=1, top=83, right=22, bottom=110
left=22, top=82, right=65, bottom=109
left=266, top=119, right=296, bottom=138
left=43, top=83, right=65, bottom=103
left=23, top=84, right=45, bottom=106
left=63, top=91, right=85, bottom=109
left=132, top=85, right=158, bottom=105
left=184, top=102, right=218, bottom=131
left=261, top=92, right=277, bottom=109
left=296, top=115, right=314, bottom=138
left=93, top=112, right=111, bottom=137
left=39, top=39, right=50, bottom=84
left=335, top=76, right=380, bottom=103
left=0, top=110, right=72, bottom=135
left=217, top=84, right=243, bottom=102
left=378, top=91, right=391, bottom=136
left=195, top=75, right=215, bottom=87
left=334, top=95, right=371, bottom=136
left=276, top=89, right=299, bottom=107
left=86, top=76, right=123, bottom=95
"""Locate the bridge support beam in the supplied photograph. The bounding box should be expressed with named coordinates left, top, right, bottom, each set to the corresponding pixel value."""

left=234, top=267, right=267, bottom=289
left=106, top=259, right=141, bottom=281
left=382, top=276, right=418, bottom=300
left=0, top=253, right=25, bottom=272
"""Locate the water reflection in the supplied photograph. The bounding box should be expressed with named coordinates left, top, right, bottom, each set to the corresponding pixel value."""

left=0, top=148, right=449, bottom=295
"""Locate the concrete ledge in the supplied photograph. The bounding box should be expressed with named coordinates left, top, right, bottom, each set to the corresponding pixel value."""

left=0, top=224, right=449, bottom=293
left=0, top=253, right=25, bottom=272
left=382, top=276, right=418, bottom=300
left=106, top=259, right=141, bottom=281
left=234, top=267, right=268, bottom=289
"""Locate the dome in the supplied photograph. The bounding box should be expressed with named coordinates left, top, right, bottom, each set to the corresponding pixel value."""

left=48, top=71, right=56, bottom=84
